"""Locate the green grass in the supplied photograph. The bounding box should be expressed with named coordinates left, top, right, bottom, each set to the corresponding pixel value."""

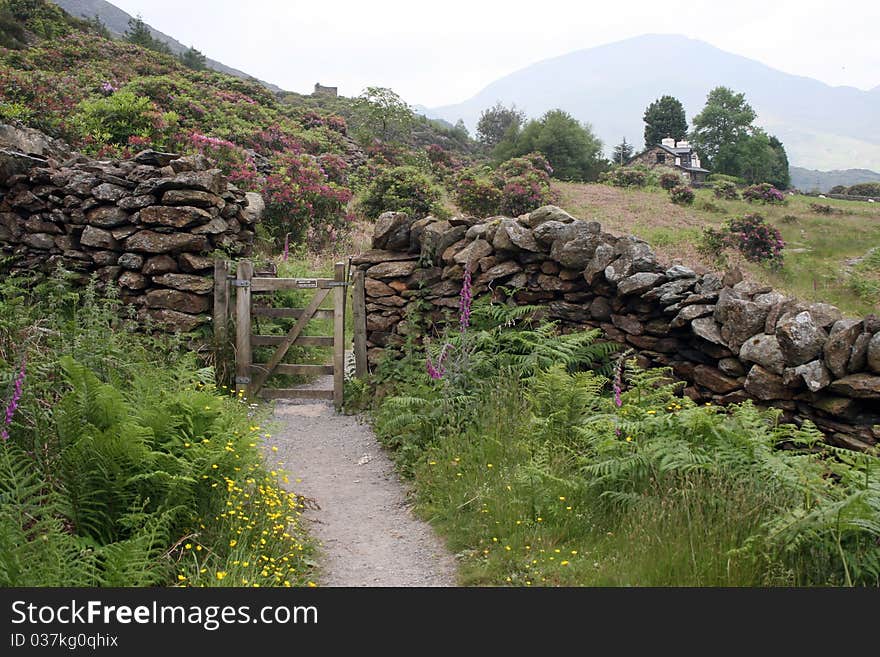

left=555, top=182, right=880, bottom=316
left=369, top=311, right=880, bottom=587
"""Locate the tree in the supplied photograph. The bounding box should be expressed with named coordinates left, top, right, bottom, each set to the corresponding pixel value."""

left=505, top=109, right=605, bottom=181
left=124, top=15, right=170, bottom=54
left=690, top=86, right=756, bottom=167
left=476, top=102, right=525, bottom=148
left=180, top=46, right=207, bottom=71
left=643, top=95, right=688, bottom=148
left=84, top=13, right=111, bottom=39
left=352, top=87, right=415, bottom=144
left=611, top=137, right=634, bottom=165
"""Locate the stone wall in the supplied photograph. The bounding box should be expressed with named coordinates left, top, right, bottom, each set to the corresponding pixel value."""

left=353, top=207, right=880, bottom=450
left=1, top=130, right=260, bottom=332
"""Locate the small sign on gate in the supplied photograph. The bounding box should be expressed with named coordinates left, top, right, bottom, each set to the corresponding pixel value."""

left=296, top=279, right=319, bottom=289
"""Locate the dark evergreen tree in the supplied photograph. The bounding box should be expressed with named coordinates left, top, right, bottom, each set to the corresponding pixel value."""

left=643, top=95, right=688, bottom=148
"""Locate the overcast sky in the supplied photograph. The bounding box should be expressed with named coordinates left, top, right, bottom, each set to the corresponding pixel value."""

left=109, top=0, right=880, bottom=107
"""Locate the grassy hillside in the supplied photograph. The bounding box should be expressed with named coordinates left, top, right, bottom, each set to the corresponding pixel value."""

left=555, top=182, right=880, bottom=316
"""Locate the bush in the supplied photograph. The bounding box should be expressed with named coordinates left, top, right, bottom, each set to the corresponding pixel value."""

left=809, top=203, right=834, bottom=215
left=713, top=180, right=740, bottom=200
left=261, top=152, right=353, bottom=246
left=847, top=182, right=880, bottom=197
left=781, top=214, right=799, bottom=224
left=829, top=185, right=848, bottom=195
left=743, top=182, right=785, bottom=204
left=74, top=90, right=158, bottom=146
left=659, top=172, right=681, bottom=190
left=703, top=213, right=784, bottom=269
left=669, top=185, right=695, bottom=205
left=453, top=153, right=553, bottom=218
left=600, top=166, right=648, bottom=188
left=359, top=165, right=444, bottom=221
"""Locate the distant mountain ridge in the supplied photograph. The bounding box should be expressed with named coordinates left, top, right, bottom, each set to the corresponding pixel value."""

left=431, top=35, right=880, bottom=171
left=50, top=0, right=283, bottom=92
left=790, top=167, right=880, bottom=193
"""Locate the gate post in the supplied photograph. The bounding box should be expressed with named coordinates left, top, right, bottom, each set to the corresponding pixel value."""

left=235, top=260, right=253, bottom=398
left=333, top=261, right=346, bottom=410
left=351, top=268, right=368, bottom=378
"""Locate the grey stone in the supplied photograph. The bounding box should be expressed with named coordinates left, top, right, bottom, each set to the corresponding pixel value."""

left=693, top=365, right=742, bottom=394
left=118, top=271, right=148, bottom=290
left=525, top=205, right=576, bottom=228
left=125, top=231, right=209, bottom=254
left=365, top=261, right=418, bottom=279
left=739, top=334, right=786, bottom=375
left=493, top=218, right=541, bottom=252
left=823, top=319, right=863, bottom=378
left=744, top=365, right=792, bottom=400
left=140, top=205, right=212, bottom=228
left=849, top=333, right=872, bottom=373
left=453, top=239, right=492, bottom=271
left=590, top=296, right=612, bottom=321
left=583, top=243, right=615, bottom=285
left=143, top=255, right=178, bottom=275
left=691, top=317, right=725, bottom=346
left=722, top=298, right=770, bottom=351
left=162, top=189, right=224, bottom=208
left=532, top=220, right=569, bottom=246
left=79, top=225, right=118, bottom=250
left=551, top=233, right=602, bottom=269
left=611, top=314, right=643, bottom=335
left=22, top=233, right=55, bottom=250
left=372, top=211, right=413, bottom=251
left=665, top=265, right=697, bottom=280
left=718, top=357, right=745, bottom=377
left=92, top=183, right=128, bottom=202
left=86, top=205, right=129, bottom=228
left=828, top=373, right=880, bottom=400
left=807, top=302, right=843, bottom=330
left=117, top=194, right=156, bottom=210
left=144, top=309, right=207, bottom=332
left=783, top=360, right=832, bottom=392
left=480, top=260, right=522, bottom=281
left=670, top=304, right=715, bottom=329
left=152, top=273, right=213, bottom=294
left=776, top=311, right=828, bottom=366
left=118, top=253, right=144, bottom=271
left=241, top=192, right=264, bottom=224
left=604, top=256, right=633, bottom=284
left=145, top=289, right=210, bottom=313
left=617, top=272, right=664, bottom=296
left=868, top=333, right=880, bottom=374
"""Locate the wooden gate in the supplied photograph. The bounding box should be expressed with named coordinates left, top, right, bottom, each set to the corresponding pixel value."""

left=213, top=258, right=367, bottom=409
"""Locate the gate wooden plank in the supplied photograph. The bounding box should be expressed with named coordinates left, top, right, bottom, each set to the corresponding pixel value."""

left=250, top=286, right=331, bottom=395
left=213, top=259, right=230, bottom=345
left=251, top=277, right=334, bottom=292
left=234, top=260, right=253, bottom=397
left=251, top=335, right=333, bottom=347
left=252, top=307, right=335, bottom=320
left=251, top=364, right=334, bottom=376
left=259, top=388, right=334, bottom=401
left=333, top=262, right=345, bottom=409
left=351, top=268, right=368, bottom=378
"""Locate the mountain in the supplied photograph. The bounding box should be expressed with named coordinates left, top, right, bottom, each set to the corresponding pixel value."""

left=790, top=167, right=880, bottom=193
left=430, top=34, right=880, bottom=171
left=50, top=0, right=283, bottom=92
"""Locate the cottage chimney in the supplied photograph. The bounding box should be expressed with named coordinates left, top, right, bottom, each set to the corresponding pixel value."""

left=676, top=140, right=690, bottom=148
left=661, top=137, right=676, bottom=148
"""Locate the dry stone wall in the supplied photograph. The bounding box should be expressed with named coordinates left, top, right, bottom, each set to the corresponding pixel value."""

left=1, top=130, right=260, bottom=332
left=354, top=207, right=880, bottom=450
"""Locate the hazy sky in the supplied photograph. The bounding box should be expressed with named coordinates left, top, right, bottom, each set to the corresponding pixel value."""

left=109, top=0, right=880, bottom=107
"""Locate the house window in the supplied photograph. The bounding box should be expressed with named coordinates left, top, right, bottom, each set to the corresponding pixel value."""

left=656, top=153, right=665, bottom=164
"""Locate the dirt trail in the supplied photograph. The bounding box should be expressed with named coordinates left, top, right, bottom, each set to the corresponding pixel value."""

left=267, top=398, right=458, bottom=587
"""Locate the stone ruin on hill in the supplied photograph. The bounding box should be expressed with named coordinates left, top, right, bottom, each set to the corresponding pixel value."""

left=353, top=206, right=880, bottom=451
left=0, top=123, right=262, bottom=333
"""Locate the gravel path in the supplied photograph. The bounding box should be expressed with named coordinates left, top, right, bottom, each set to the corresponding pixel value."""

left=267, top=399, right=458, bottom=587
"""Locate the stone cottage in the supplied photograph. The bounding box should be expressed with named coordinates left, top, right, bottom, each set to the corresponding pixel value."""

left=629, top=137, right=709, bottom=184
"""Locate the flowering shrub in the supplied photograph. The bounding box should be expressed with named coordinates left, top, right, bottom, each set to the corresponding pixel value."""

left=659, top=172, right=681, bottom=190
left=261, top=152, right=353, bottom=246
left=669, top=185, right=695, bottom=205
left=703, top=213, right=785, bottom=270
left=358, top=165, right=444, bottom=220
left=73, top=90, right=157, bottom=146
left=713, top=180, right=740, bottom=200
left=743, top=183, right=786, bottom=204
left=453, top=153, right=553, bottom=218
